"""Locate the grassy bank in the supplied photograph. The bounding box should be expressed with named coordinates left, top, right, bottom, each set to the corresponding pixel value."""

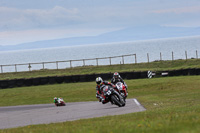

left=1, top=59, right=200, bottom=80
left=0, top=76, right=200, bottom=132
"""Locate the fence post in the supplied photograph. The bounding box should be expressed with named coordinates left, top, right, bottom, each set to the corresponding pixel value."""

left=83, top=59, right=85, bottom=66
left=1, top=65, right=3, bottom=73
left=70, top=60, right=72, bottom=68
left=56, top=61, right=58, bottom=70
left=43, top=62, right=45, bottom=69
left=135, top=54, right=137, bottom=64
left=185, top=51, right=187, bottom=60
left=15, top=64, right=17, bottom=72
left=96, top=58, right=99, bottom=66
left=28, top=63, right=31, bottom=71
left=109, top=57, right=111, bottom=65
left=147, top=53, right=149, bottom=63
left=196, top=50, right=198, bottom=59
left=172, top=51, right=174, bottom=61
left=160, top=52, right=162, bottom=61
left=122, top=56, right=124, bottom=64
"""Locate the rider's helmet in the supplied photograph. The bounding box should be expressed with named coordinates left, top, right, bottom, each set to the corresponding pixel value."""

left=54, top=97, right=58, bottom=101
left=54, top=97, right=58, bottom=103
left=96, top=77, right=103, bottom=85
left=113, top=72, right=120, bottom=79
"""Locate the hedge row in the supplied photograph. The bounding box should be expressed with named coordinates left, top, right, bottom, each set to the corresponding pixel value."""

left=0, top=68, right=200, bottom=89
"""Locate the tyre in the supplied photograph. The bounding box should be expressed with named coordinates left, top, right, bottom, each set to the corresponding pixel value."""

left=118, top=94, right=126, bottom=107
left=120, top=96, right=126, bottom=107
left=111, top=95, right=123, bottom=107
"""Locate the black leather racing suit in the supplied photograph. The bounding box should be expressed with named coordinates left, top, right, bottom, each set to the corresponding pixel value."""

left=96, top=81, right=116, bottom=104
left=111, top=76, right=127, bottom=89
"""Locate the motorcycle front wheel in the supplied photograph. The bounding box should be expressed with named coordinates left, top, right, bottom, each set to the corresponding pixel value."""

left=111, top=94, right=124, bottom=107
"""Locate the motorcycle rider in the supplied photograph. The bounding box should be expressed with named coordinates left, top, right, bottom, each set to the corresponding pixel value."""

left=111, top=72, right=128, bottom=88
left=111, top=72, right=128, bottom=97
left=54, top=97, right=62, bottom=104
left=95, top=77, right=117, bottom=104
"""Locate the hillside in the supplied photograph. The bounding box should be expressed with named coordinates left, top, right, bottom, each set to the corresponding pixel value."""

left=1, top=25, right=200, bottom=51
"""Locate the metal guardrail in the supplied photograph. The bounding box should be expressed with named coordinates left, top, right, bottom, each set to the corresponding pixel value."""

left=0, top=54, right=137, bottom=73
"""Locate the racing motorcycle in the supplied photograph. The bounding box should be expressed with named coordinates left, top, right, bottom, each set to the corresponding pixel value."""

left=54, top=98, right=66, bottom=106
left=115, top=82, right=128, bottom=100
left=101, top=85, right=126, bottom=107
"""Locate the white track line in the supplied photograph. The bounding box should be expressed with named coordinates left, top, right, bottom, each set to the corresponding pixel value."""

left=133, top=98, right=141, bottom=106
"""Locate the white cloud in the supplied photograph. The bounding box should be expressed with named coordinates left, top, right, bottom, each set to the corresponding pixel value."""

left=0, top=6, right=81, bottom=31
left=152, top=6, right=200, bottom=14
left=1, top=0, right=200, bottom=46
left=25, top=6, right=79, bottom=19
left=1, top=2, right=199, bottom=32
left=0, top=4, right=149, bottom=32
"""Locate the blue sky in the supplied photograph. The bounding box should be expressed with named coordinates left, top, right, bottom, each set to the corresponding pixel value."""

left=0, top=0, right=200, bottom=46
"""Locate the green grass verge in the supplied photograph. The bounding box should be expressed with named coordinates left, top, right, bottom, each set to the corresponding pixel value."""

left=0, top=76, right=200, bottom=132
left=1, top=59, right=200, bottom=80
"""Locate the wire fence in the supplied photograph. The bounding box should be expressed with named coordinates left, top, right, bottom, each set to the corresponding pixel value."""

left=0, top=50, right=199, bottom=73
left=146, top=50, right=199, bottom=63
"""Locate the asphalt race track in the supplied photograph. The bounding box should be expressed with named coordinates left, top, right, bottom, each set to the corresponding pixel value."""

left=0, top=99, right=146, bottom=129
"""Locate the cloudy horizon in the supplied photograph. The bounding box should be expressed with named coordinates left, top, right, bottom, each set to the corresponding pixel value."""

left=0, top=0, right=200, bottom=46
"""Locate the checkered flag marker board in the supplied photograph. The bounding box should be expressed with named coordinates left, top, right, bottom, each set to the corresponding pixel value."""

left=147, top=71, right=152, bottom=78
